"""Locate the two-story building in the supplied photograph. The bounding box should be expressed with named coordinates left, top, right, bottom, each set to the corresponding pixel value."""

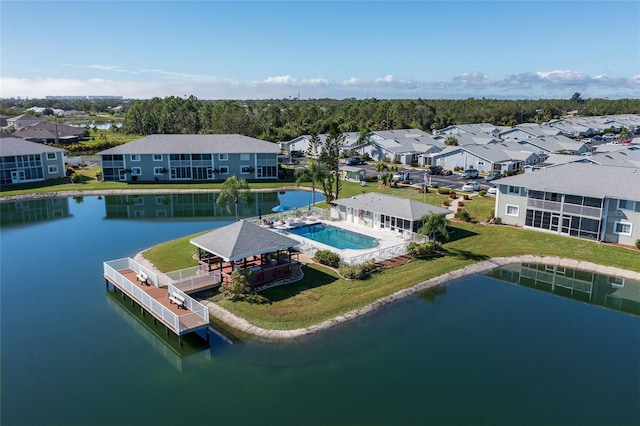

left=495, top=162, right=640, bottom=246
left=97, top=134, right=280, bottom=182
left=0, top=134, right=67, bottom=185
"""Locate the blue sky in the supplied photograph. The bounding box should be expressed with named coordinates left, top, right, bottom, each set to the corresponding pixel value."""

left=1, top=1, right=639, bottom=100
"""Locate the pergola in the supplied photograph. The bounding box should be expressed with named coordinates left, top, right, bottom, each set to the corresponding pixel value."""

left=190, top=221, right=299, bottom=288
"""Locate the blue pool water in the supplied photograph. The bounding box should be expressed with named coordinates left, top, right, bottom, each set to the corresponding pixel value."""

left=289, top=223, right=378, bottom=250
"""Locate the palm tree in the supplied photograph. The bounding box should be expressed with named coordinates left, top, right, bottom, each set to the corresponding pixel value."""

left=418, top=211, right=449, bottom=243
left=216, top=175, right=251, bottom=221
left=355, top=128, right=370, bottom=155
left=375, top=161, right=388, bottom=181
left=295, top=159, right=328, bottom=205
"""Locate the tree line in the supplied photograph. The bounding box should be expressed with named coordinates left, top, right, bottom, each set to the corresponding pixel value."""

left=3, top=94, right=638, bottom=142
left=119, top=95, right=640, bottom=141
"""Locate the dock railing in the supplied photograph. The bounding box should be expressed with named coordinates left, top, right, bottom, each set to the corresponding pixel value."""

left=166, top=266, right=221, bottom=293
left=110, top=257, right=161, bottom=287
left=167, top=284, right=209, bottom=332
left=104, top=258, right=209, bottom=334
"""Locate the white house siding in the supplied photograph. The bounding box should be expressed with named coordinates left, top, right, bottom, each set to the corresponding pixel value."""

left=496, top=186, right=528, bottom=227
left=432, top=150, right=494, bottom=173
left=602, top=198, right=640, bottom=246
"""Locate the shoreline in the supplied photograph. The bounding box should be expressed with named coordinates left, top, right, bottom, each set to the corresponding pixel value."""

left=0, top=185, right=312, bottom=203
left=134, top=251, right=640, bottom=341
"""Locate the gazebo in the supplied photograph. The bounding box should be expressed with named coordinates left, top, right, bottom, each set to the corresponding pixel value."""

left=190, top=221, right=300, bottom=288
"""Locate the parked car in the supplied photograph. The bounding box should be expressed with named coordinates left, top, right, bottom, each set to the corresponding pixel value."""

left=392, top=171, right=411, bottom=181
left=346, top=156, right=363, bottom=166
left=290, top=150, right=303, bottom=158
left=440, top=169, right=453, bottom=176
left=484, top=172, right=501, bottom=182
left=427, top=165, right=443, bottom=175
left=461, top=169, right=479, bottom=179
left=462, top=181, right=481, bottom=191
left=487, top=186, right=498, bottom=195
left=603, top=133, right=617, bottom=141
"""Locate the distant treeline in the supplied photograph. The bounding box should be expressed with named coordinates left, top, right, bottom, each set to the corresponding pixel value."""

left=120, top=95, right=640, bottom=141
left=4, top=94, right=639, bottom=142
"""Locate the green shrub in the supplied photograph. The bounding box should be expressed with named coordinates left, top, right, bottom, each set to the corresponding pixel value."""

left=70, top=172, right=82, bottom=183
left=437, top=187, right=451, bottom=195
left=636, top=239, right=640, bottom=249
left=95, top=170, right=102, bottom=181
left=407, top=241, right=442, bottom=257
left=431, top=183, right=439, bottom=189
left=314, top=250, right=341, bottom=267
left=478, top=190, right=487, bottom=196
left=339, top=259, right=377, bottom=279
left=454, top=209, right=472, bottom=222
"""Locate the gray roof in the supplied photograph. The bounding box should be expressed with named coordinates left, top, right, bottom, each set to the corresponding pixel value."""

left=332, top=193, right=449, bottom=221
left=0, top=134, right=66, bottom=156
left=498, top=162, right=640, bottom=201
left=98, top=134, right=280, bottom=155
left=190, top=220, right=298, bottom=261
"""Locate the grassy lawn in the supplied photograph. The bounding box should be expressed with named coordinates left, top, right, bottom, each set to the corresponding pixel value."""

left=6, top=171, right=638, bottom=330
left=143, top=209, right=640, bottom=330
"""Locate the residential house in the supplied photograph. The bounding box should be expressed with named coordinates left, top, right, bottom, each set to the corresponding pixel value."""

left=436, top=123, right=509, bottom=139
left=494, top=162, right=640, bottom=246
left=331, top=192, right=449, bottom=237
left=512, top=135, right=589, bottom=155
left=15, top=122, right=88, bottom=144
left=433, top=132, right=501, bottom=147
left=97, top=134, right=280, bottom=182
left=362, top=129, right=444, bottom=164
left=0, top=134, right=66, bottom=185
left=280, top=132, right=360, bottom=156
left=499, top=123, right=562, bottom=140
left=6, top=114, right=44, bottom=129
left=423, top=143, right=541, bottom=174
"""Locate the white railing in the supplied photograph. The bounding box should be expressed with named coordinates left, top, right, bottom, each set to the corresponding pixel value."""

left=123, top=258, right=159, bottom=287
left=104, top=260, right=180, bottom=331
left=346, top=242, right=408, bottom=265
left=172, top=270, right=222, bottom=293
left=104, top=258, right=209, bottom=334
left=167, top=284, right=209, bottom=332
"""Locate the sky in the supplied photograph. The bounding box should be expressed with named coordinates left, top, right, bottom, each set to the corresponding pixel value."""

left=1, top=1, right=639, bottom=100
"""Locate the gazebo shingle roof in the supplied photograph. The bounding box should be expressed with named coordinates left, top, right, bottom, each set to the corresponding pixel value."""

left=190, top=221, right=298, bottom=261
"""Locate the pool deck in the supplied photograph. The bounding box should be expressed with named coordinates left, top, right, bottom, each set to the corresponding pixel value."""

left=267, top=217, right=410, bottom=263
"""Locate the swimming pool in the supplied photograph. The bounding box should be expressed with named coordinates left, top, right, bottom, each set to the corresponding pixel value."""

left=289, top=223, right=379, bottom=250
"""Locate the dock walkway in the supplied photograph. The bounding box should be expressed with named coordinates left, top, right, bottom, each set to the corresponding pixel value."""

left=103, top=258, right=209, bottom=343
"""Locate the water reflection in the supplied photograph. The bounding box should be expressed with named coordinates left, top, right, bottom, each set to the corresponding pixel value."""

left=105, top=288, right=229, bottom=371
left=103, top=190, right=322, bottom=220
left=487, top=263, right=640, bottom=316
left=0, top=197, right=71, bottom=227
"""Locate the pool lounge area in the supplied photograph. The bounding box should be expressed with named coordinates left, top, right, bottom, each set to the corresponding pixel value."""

left=265, top=216, right=414, bottom=265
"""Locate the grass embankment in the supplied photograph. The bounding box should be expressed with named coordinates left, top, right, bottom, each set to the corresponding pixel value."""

left=144, top=196, right=640, bottom=330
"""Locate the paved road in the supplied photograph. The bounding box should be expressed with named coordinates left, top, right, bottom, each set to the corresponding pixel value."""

left=283, top=155, right=498, bottom=192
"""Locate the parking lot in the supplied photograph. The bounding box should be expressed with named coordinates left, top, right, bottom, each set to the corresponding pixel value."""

left=282, top=154, right=497, bottom=192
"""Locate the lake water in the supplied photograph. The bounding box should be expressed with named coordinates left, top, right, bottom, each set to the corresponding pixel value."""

left=1, top=194, right=639, bottom=426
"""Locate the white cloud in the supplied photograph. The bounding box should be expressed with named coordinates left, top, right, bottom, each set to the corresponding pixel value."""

left=262, top=75, right=297, bottom=85
left=1, top=69, right=639, bottom=100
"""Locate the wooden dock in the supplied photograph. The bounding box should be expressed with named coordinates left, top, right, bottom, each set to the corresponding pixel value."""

left=103, top=258, right=209, bottom=345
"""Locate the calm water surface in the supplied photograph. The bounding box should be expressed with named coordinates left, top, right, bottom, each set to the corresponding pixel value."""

left=1, top=195, right=638, bottom=426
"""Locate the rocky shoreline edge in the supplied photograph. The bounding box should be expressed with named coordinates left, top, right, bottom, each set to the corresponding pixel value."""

left=134, top=252, right=640, bottom=341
